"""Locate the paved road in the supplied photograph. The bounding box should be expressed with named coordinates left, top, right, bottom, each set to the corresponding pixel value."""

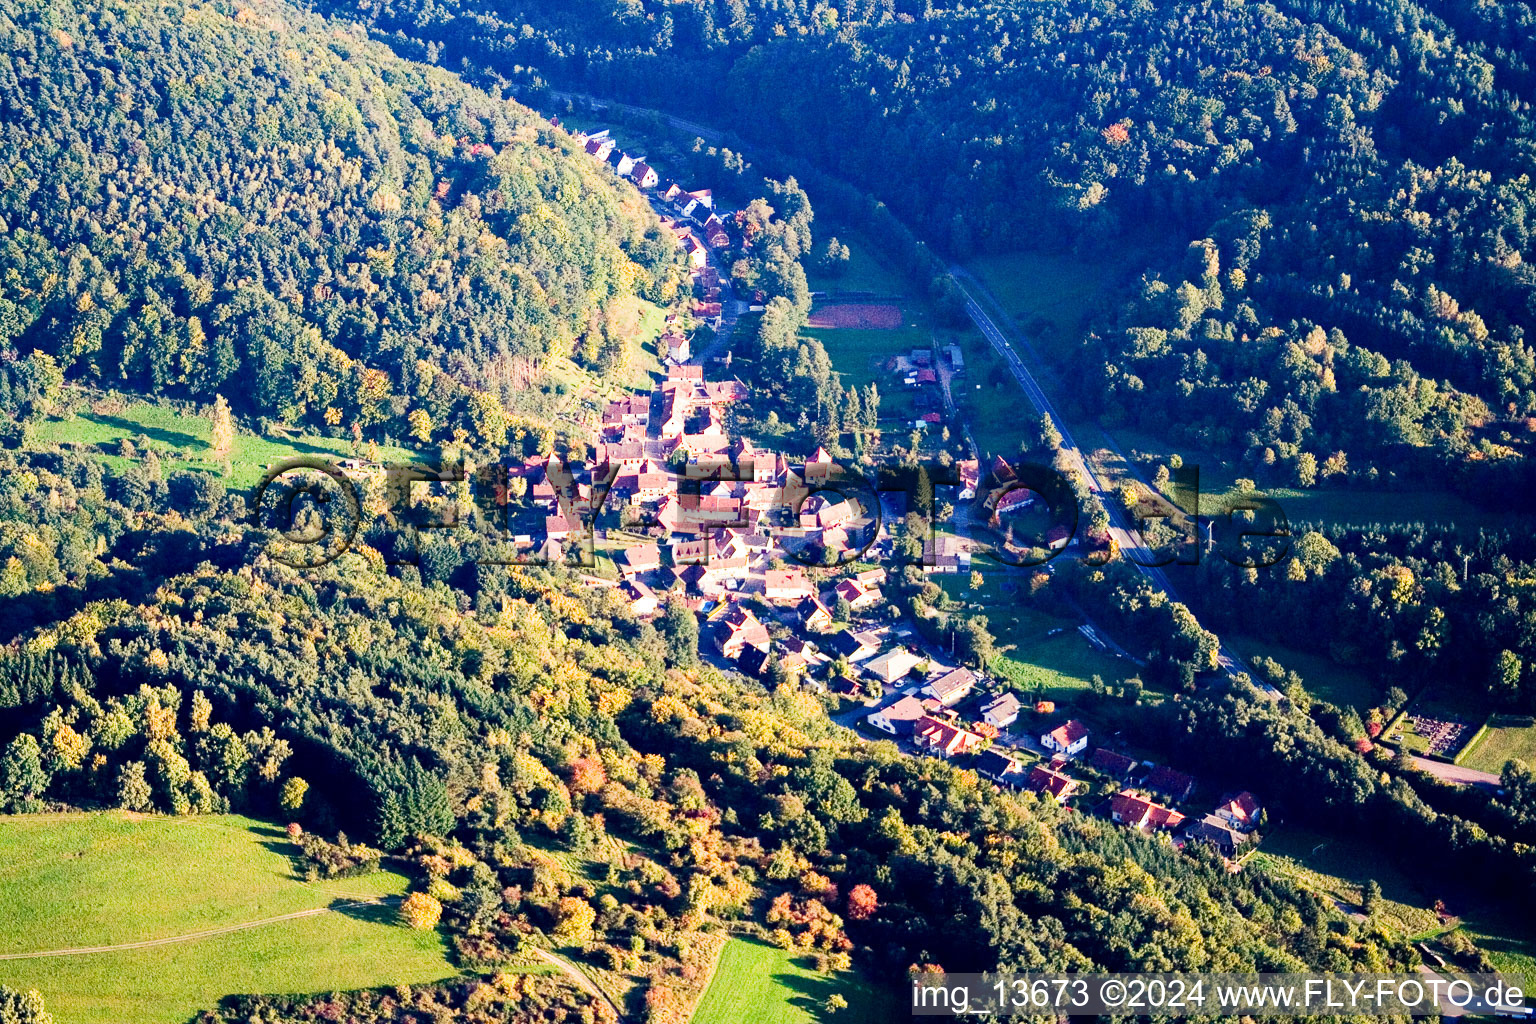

left=948, top=266, right=1272, bottom=696
left=1409, top=757, right=1501, bottom=789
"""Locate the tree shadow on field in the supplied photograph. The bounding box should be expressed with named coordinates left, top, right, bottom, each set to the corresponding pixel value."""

left=774, top=955, right=845, bottom=1019
left=86, top=413, right=205, bottom=451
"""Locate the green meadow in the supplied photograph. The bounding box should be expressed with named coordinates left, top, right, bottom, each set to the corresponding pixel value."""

left=33, top=397, right=420, bottom=490
left=691, top=938, right=900, bottom=1024
left=0, top=812, right=454, bottom=1024
left=1459, top=716, right=1536, bottom=775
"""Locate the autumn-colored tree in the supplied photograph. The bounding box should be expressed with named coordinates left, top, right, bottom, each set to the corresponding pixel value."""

left=209, top=394, right=235, bottom=457
left=400, top=891, right=442, bottom=929
left=189, top=690, right=212, bottom=733
left=408, top=408, right=434, bottom=444
left=846, top=883, right=878, bottom=921
left=552, top=895, right=596, bottom=942
left=286, top=821, right=303, bottom=840
left=281, top=776, right=309, bottom=814
left=567, top=757, right=607, bottom=796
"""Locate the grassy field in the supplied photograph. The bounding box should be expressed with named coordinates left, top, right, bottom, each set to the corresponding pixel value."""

left=690, top=938, right=900, bottom=1024
left=937, top=574, right=1135, bottom=701
left=967, top=247, right=1156, bottom=367
left=1254, top=825, right=1536, bottom=982
left=806, top=231, right=915, bottom=299
left=1075, top=421, right=1518, bottom=532
left=1254, top=827, right=1448, bottom=939
left=34, top=396, right=420, bottom=490
left=1225, top=634, right=1379, bottom=712
left=1460, top=715, right=1536, bottom=774
left=0, top=812, right=454, bottom=1024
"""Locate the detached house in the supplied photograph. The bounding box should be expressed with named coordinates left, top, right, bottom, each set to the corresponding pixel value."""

left=976, top=750, right=1026, bottom=788
left=629, top=161, right=659, bottom=189
left=1027, top=766, right=1080, bottom=804
left=796, top=596, right=834, bottom=632
left=868, top=695, right=928, bottom=736
left=1111, top=791, right=1186, bottom=833
left=1145, top=765, right=1197, bottom=802
left=914, top=716, right=984, bottom=759
left=714, top=606, right=770, bottom=660
left=1187, top=814, right=1250, bottom=859
left=1215, top=791, right=1262, bottom=829
left=616, top=543, right=662, bottom=578
left=1089, top=748, right=1139, bottom=780
left=1040, top=719, right=1090, bottom=758
left=865, top=648, right=922, bottom=684
left=922, top=667, right=978, bottom=708
left=834, top=577, right=882, bottom=611
left=763, top=569, right=814, bottom=604
left=621, top=579, right=659, bottom=617
left=980, top=692, right=1022, bottom=728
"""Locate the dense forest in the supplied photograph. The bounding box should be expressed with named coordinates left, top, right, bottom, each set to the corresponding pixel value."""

left=0, top=0, right=683, bottom=445
left=0, top=446, right=1438, bottom=1017
left=313, top=0, right=1536, bottom=491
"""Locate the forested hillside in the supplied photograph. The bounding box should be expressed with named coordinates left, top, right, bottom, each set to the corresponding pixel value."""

left=0, top=446, right=1430, bottom=1012
left=0, top=0, right=682, bottom=444
left=324, top=0, right=1536, bottom=491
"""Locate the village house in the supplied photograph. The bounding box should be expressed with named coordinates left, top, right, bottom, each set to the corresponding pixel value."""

left=1111, top=791, right=1187, bottom=833
left=957, top=460, right=980, bottom=500
left=1041, top=719, right=1090, bottom=757
left=621, top=579, right=659, bottom=617
left=545, top=515, right=573, bottom=543
left=663, top=331, right=691, bottom=364
left=616, top=543, right=662, bottom=578
left=834, top=577, right=882, bottom=611
left=865, top=648, right=922, bottom=684
left=1145, top=765, right=1197, bottom=802
left=867, top=695, right=929, bottom=736
left=992, top=487, right=1036, bottom=522
left=1028, top=766, right=1080, bottom=803
left=828, top=628, right=881, bottom=663
left=629, top=161, right=658, bottom=189
left=796, top=596, right=835, bottom=632
left=1089, top=748, right=1139, bottom=780
left=922, top=667, right=978, bottom=707
left=854, top=567, right=887, bottom=586
left=980, top=692, right=1023, bottom=728
left=763, top=569, right=815, bottom=604
left=713, top=605, right=770, bottom=660
left=1186, top=814, right=1250, bottom=860
left=976, top=750, right=1026, bottom=788
left=925, top=534, right=973, bottom=574
left=913, top=716, right=984, bottom=759
left=1215, top=791, right=1262, bottom=829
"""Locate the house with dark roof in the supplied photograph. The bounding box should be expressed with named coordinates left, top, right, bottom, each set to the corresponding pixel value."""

left=827, top=629, right=880, bottom=662
left=1028, top=766, right=1080, bottom=803
left=796, top=596, right=834, bottom=632
left=1186, top=814, right=1249, bottom=859
left=1089, top=748, right=1139, bottom=780
left=714, top=606, right=769, bottom=660
left=1144, top=765, right=1197, bottom=802
left=975, top=750, right=1026, bottom=788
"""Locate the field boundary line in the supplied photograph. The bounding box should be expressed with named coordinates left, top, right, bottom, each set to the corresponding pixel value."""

left=0, top=899, right=392, bottom=960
